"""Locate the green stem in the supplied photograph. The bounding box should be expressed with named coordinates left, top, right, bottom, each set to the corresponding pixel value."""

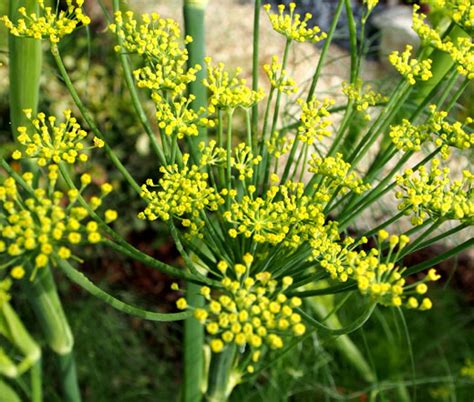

left=405, top=238, right=474, bottom=276
left=414, top=223, right=467, bottom=252
left=26, top=267, right=73, bottom=356
left=307, top=0, right=345, bottom=100
left=58, top=259, right=192, bottom=321
left=205, top=346, right=238, bottom=402
left=308, top=296, right=375, bottom=383
left=183, top=2, right=209, bottom=400
left=111, top=0, right=166, bottom=166
left=398, top=220, right=442, bottom=260
left=30, top=360, right=42, bottom=402
left=8, top=0, right=42, bottom=133
left=344, top=0, right=358, bottom=84
left=0, top=379, right=22, bottom=402
left=183, top=282, right=206, bottom=402
left=251, top=0, right=261, bottom=138
left=184, top=0, right=208, bottom=161
left=51, top=46, right=141, bottom=194
left=25, top=266, right=81, bottom=401
left=297, top=303, right=376, bottom=335
left=57, top=352, right=81, bottom=402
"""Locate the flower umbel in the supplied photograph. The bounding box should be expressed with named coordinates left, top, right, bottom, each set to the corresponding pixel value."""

left=264, top=2, right=327, bottom=43
left=12, top=109, right=103, bottom=167
left=0, top=173, right=116, bottom=279
left=1, top=0, right=90, bottom=43
left=179, top=257, right=305, bottom=373
left=389, top=45, right=433, bottom=85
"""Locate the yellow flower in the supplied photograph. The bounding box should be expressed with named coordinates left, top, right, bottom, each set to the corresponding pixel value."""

left=297, top=97, right=334, bottom=144
left=342, top=80, right=387, bottom=121
left=11, top=265, right=25, bottom=279
left=396, top=160, right=473, bottom=224
left=203, top=58, right=265, bottom=111
left=210, top=339, right=224, bottom=353
left=110, top=11, right=198, bottom=96
left=176, top=298, right=188, bottom=310
left=389, top=45, right=432, bottom=85
left=1, top=0, right=90, bottom=44
left=13, top=110, right=98, bottom=167
left=105, top=209, right=118, bottom=223
left=308, top=153, right=371, bottom=195
left=0, top=171, right=114, bottom=275
left=263, top=56, right=298, bottom=94
left=185, top=257, right=305, bottom=361
left=264, top=2, right=326, bottom=43
left=139, top=154, right=224, bottom=236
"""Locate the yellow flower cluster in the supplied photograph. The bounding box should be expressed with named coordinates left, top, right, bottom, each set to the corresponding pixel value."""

left=342, top=80, right=388, bottom=121
left=110, top=11, right=198, bottom=95
left=224, top=181, right=326, bottom=248
left=412, top=6, right=474, bottom=79
left=363, top=0, right=380, bottom=14
left=231, top=144, right=262, bottom=181
left=317, top=230, right=438, bottom=309
left=198, top=141, right=227, bottom=166
left=263, top=56, right=298, bottom=95
left=151, top=94, right=214, bottom=139
left=388, top=45, right=433, bottom=85
left=390, top=105, right=473, bottom=156
left=138, top=154, right=224, bottom=235
left=427, top=0, right=473, bottom=30
left=266, top=131, right=294, bottom=159
left=11, top=109, right=103, bottom=167
left=203, top=58, right=265, bottom=112
left=308, top=153, right=371, bottom=195
left=428, top=106, right=473, bottom=157
left=133, top=64, right=200, bottom=94
left=297, top=97, right=334, bottom=144
left=0, top=173, right=116, bottom=279
left=177, top=256, right=305, bottom=372
left=263, top=2, right=327, bottom=43
left=389, top=118, right=430, bottom=152
left=1, top=0, right=90, bottom=43
left=396, top=160, right=474, bottom=225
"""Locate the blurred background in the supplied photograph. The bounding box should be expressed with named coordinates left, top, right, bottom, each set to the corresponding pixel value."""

left=0, top=0, right=473, bottom=400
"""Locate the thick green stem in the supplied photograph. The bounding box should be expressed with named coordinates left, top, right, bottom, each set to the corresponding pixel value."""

left=30, top=360, right=42, bottom=402
left=183, top=283, right=206, bottom=402
left=183, top=2, right=209, bottom=400
left=8, top=0, right=42, bottom=133
left=26, top=268, right=74, bottom=355
left=184, top=0, right=208, bottom=161
left=206, top=346, right=238, bottom=402
left=58, top=352, right=81, bottom=402
left=0, top=379, right=22, bottom=402
left=251, top=0, right=261, bottom=138
left=25, top=267, right=81, bottom=401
